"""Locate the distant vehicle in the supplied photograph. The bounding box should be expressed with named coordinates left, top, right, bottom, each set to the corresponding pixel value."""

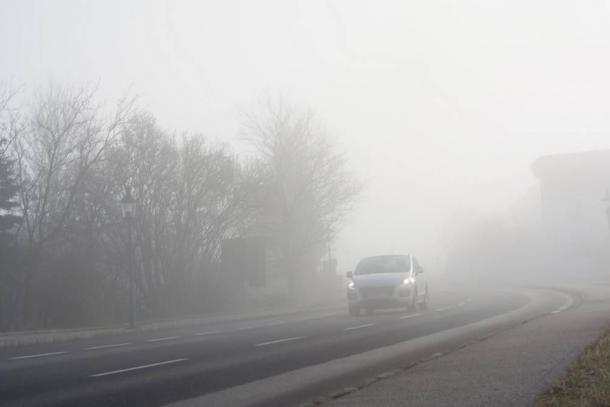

left=346, top=255, right=428, bottom=316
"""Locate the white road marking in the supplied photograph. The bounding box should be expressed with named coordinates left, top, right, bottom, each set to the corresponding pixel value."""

left=234, top=321, right=285, bottom=332
left=343, top=323, right=376, bottom=331
left=146, top=336, right=180, bottom=343
left=457, top=297, right=472, bottom=307
left=9, top=351, right=68, bottom=360
left=90, top=358, right=188, bottom=378
left=86, top=342, right=131, bottom=350
left=195, top=330, right=222, bottom=336
left=400, top=313, right=422, bottom=320
left=255, top=336, right=306, bottom=347
left=436, top=297, right=472, bottom=312
left=558, top=294, right=574, bottom=311
left=261, top=321, right=286, bottom=328
left=551, top=293, right=575, bottom=314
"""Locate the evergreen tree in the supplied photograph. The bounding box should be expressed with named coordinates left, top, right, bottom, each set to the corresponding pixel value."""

left=0, top=137, right=19, bottom=233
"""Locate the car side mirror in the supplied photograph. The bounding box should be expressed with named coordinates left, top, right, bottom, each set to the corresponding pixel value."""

left=346, top=271, right=353, bottom=279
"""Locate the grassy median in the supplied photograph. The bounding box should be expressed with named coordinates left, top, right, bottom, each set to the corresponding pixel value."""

left=536, top=328, right=610, bottom=406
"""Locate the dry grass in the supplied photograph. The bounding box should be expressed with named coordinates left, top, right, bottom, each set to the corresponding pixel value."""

left=536, top=328, right=610, bottom=407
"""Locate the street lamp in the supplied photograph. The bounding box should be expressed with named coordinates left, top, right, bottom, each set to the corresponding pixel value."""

left=603, top=189, right=610, bottom=233
left=120, top=187, right=136, bottom=329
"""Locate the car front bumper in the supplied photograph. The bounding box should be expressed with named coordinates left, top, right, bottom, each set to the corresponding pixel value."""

left=347, top=286, right=412, bottom=308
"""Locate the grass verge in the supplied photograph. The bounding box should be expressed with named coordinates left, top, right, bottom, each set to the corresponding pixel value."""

left=536, top=328, right=610, bottom=406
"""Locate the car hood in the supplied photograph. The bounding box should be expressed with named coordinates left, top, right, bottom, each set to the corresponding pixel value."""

left=352, top=273, right=408, bottom=287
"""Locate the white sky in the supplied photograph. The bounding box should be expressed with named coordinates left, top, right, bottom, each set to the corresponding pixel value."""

left=3, top=0, right=610, bottom=269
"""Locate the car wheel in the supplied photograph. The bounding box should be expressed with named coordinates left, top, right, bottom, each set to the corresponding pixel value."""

left=407, top=289, right=418, bottom=312
left=349, top=305, right=361, bottom=316
left=420, top=285, right=429, bottom=310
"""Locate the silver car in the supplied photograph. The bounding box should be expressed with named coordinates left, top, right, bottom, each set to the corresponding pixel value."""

left=346, top=255, right=428, bottom=316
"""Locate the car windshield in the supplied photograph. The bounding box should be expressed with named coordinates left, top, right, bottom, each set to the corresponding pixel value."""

left=354, top=257, right=411, bottom=275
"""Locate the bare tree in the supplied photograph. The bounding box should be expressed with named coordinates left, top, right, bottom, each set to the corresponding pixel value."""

left=1, top=84, right=358, bottom=328
left=14, top=84, right=133, bottom=325
left=106, top=114, right=260, bottom=318
left=243, top=98, right=360, bottom=302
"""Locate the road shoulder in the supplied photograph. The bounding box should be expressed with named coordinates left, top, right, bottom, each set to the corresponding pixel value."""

left=321, top=300, right=610, bottom=407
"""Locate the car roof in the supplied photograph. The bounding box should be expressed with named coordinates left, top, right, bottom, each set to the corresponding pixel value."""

left=359, top=255, right=411, bottom=262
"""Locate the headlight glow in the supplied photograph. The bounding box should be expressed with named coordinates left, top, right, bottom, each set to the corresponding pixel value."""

left=402, top=277, right=415, bottom=285
left=347, top=281, right=355, bottom=290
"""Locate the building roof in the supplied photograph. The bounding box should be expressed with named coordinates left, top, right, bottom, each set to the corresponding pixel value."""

left=532, top=149, right=610, bottom=179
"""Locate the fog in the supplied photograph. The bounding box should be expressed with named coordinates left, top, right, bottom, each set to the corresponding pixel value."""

left=7, top=5, right=610, bottom=407
left=3, top=1, right=610, bottom=330
left=2, top=2, right=608, bottom=259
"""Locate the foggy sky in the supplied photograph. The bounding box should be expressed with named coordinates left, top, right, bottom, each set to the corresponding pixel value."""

left=3, top=0, right=610, bottom=269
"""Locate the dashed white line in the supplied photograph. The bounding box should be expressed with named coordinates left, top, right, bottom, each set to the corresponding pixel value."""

left=436, top=297, right=472, bottom=312
left=195, top=330, right=222, bottom=336
left=89, top=358, right=188, bottom=378
left=551, top=293, right=575, bottom=314
left=146, top=336, right=180, bottom=343
left=10, top=351, right=68, bottom=360
left=400, top=313, right=422, bottom=320
left=86, top=342, right=131, bottom=350
left=232, top=321, right=284, bottom=332
left=261, top=321, right=286, bottom=328
left=343, top=323, right=376, bottom=331
left=255, top=336, right=306, bottom=347
left=457, top=297, right=472, bottom=307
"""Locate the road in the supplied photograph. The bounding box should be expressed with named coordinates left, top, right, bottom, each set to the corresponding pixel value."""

left=0, top=286, right=573, bottom=407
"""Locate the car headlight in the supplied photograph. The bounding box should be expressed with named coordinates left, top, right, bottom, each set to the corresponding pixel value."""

left=347, top=281, right=356, bottom=290
left=402, top=277, right=415, bottom=286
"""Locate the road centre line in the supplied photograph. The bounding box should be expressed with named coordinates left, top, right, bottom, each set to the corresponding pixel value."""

left=195, top=330, right=222, bottom=336
left=9, top=351, right=68, bottom=360
left=551, top=293, right=575, bottom=314
left=90, top=358, right=188, bottom=378
left=436, top=296, right=472, bottom=312
left=260, top=320, right=286, bottom=328
left=86, top=342, right=131, bottom=350
left=343, top=323, right=376, bottom=331
left=147, top=336, right=180, bottom=342
left=457, top=297, right=472, bottom=307
left=400, top=313, right=422, bottom=320
left=558, top=293, right=574, bottom=311
left=234, top=321, right=285, bottom=331
left=255, top=336, right=306, bottom=347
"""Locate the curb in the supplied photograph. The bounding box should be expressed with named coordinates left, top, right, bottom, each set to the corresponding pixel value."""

left=0, top=300, right=346, bottom=348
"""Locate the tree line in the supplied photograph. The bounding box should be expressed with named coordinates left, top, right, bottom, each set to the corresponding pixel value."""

left=0, top=85, right=359, bottom=331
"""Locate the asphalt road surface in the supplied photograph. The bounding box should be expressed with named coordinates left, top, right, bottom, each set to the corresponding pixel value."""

left=0, top=286, right=572, bottom=407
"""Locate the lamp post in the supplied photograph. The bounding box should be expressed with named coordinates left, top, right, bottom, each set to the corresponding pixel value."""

left=603, top=189, right=610, bottom=233
left=120, top=187, right=136, bottom=329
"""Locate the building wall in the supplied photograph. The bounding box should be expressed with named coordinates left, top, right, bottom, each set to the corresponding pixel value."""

left=532, top=150, right=610, bottom=272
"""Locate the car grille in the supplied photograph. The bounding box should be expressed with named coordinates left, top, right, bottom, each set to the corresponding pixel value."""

left=359, top=286, right=395, bottom=298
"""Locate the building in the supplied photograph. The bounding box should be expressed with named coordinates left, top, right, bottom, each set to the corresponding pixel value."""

left=532, top=150, right=610, bottom=269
